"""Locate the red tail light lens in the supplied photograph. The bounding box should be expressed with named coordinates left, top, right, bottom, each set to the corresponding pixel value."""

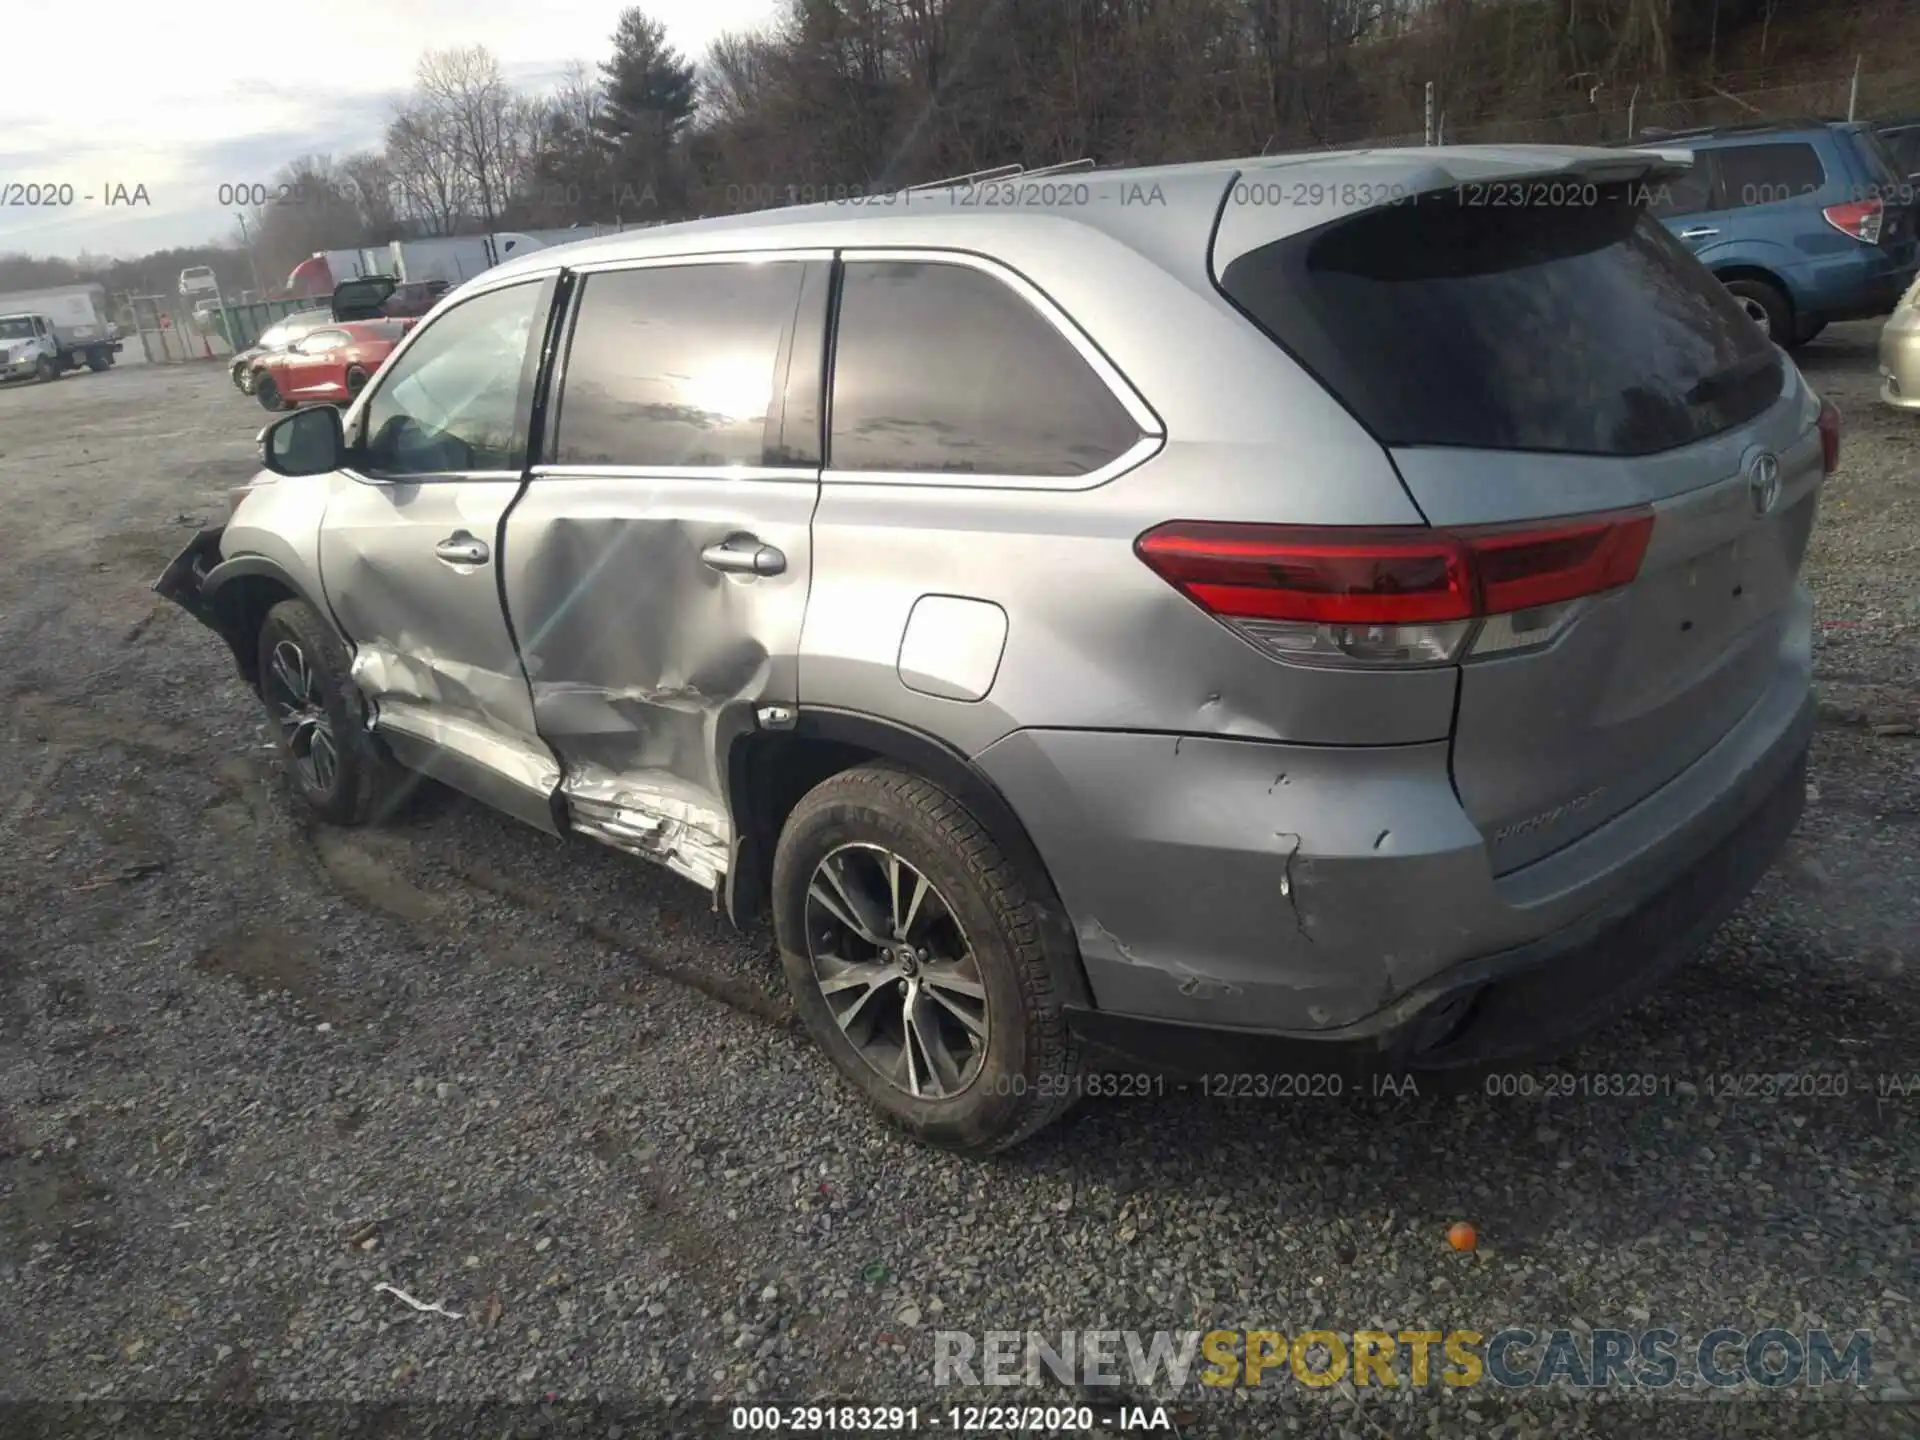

left=1136, top=508, right=1654, bottom=667
left=1821, top=198, right=1884, bottom=244
left=1816, top=397, right=1841, bottom=475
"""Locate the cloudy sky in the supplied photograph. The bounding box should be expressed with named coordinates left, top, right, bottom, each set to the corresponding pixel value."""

left=0, top=0, right=779, bottom=261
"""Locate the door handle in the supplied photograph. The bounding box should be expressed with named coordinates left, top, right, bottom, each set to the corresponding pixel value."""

left=1679, top=226, right=1719, bottom=240
left=700, top=534, right=786, bottom=576
left=434, top=531, right=490, bottom=567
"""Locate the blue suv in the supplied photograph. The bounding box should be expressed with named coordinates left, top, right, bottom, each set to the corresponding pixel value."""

left=1635, top=119, right=1919, bottom=348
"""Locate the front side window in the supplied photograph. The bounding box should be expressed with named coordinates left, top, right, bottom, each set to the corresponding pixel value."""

left=550, top=261, right=806, bottom=468
left=300, top=330, right=350, bottom=353
left=828, top=260, right=1142, bottom=477
left=1648, top=162, right=1716, bottom=219
left=359, top=281, right=545, bottom=476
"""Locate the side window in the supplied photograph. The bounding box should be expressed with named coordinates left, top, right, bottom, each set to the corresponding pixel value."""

left=300, top=330, right=350, bottom=352
left=550, top=261, right=806, bottom=468
left=1647, top=162, right=1716, bottom=219
left=359, top=281, right=546, bottom=477
left=1714, top=143, right=1826, bottom=211
left=828, top=260, right=1141, bottom=477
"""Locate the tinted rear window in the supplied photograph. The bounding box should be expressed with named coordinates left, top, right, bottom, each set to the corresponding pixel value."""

left=1218, top=185, right=1783, bottom=456
left=1714, top=142, right=1826, bottom=209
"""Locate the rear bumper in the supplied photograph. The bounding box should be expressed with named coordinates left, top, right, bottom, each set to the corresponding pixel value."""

left=1799, top=251, right=1917, bottom=324
left=1880, top=307, right=1920, bottom=410
left=1065, top=740, right=1806, bottom=1075
left=976, top=589, right=1814, bottom=1060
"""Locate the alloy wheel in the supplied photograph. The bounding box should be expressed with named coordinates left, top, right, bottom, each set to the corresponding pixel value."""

left=264, top=639, right=339, bottom=794
left=804, top=843, right=989, bottom=1100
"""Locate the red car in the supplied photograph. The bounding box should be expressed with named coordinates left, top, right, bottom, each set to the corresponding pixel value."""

left=255, top=318, right=415, bottom=411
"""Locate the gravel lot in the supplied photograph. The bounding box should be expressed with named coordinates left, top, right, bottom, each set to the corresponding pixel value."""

left=0, top=335, right=1916, bottom=1439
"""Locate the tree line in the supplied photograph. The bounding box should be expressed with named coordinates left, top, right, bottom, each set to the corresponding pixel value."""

left=0, top=0, right=1860, bottom=298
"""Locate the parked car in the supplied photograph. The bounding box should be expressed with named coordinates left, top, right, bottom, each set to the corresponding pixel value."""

left=229, top=309, right=334, bottom=394
left=154, top=146, right=1830, bottom=1152
left=1630, top=118, right=1919, bottom=346
left=1880, top=271, right=1920, bottom=411
left=329, top=275, right=449, bottom=323
left=1873, top=115, right=1920, bottom=186
left=252, top=318, right=414, bottom=411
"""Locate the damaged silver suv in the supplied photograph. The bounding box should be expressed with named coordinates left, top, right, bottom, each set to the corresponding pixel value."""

left=158, top=145, right=1831, bottom=1153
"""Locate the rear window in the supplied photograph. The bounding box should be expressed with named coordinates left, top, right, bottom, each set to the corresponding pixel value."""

left=1218, top=184, right=1783, bottom=457
left=1714, top=142, right=1826, bottom=209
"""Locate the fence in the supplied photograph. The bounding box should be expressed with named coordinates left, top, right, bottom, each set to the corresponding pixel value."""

left=1312, top=62, right=1920, bottom=152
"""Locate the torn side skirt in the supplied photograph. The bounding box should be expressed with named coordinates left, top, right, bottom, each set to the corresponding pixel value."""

left=563, top=769, right=732, bottom=892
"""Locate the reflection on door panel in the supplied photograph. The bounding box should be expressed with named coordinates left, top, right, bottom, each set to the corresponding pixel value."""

left=504, top=259, right=823, bottom=889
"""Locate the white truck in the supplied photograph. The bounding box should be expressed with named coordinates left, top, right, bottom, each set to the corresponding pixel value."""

left=0, top=283, right=122, bottom=381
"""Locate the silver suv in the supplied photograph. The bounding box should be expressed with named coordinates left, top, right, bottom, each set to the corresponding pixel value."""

left=157, top=146, right=1831, bottom=1153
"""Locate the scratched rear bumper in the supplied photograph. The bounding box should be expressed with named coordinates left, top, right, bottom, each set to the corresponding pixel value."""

left=971, top=639, right=1812, bottom=1045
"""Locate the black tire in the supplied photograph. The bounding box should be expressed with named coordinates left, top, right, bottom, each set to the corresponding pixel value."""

left=34, top=356, right=57, bottom=383
left=240, top=367, right=260, bottom=396
left=85, top=346, right=109, bottom=372
left=345, top=364, right=369, bottom=398
left=256, top=599, right=409, bottom=827
left=255, top=374, right=284, bottom=411
left=772, top=763, right=1084, bottom=1154
left=1723, top=278, right=1792, bottom=345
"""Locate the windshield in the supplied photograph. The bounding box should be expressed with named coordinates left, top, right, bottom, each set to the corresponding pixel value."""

left=0, top=317, right=35, bottom=340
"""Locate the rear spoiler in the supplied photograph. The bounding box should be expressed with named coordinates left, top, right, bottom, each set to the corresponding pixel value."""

left=1214, top=145, right=1698, bottom=270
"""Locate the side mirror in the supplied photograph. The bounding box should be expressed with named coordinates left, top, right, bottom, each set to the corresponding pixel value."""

left=259, top=405, right=345, bottom=477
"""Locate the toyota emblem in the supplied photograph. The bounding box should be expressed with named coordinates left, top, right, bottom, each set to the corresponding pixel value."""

left=1746, top=451, right=1781, bottom=517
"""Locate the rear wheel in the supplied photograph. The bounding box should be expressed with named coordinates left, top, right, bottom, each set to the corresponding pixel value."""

left=256, top=599, right=408, bottom=827
left=1723, top=278, right=1792, bottom=345
left=255, top=374, right=284, bottom=411
left=772, top=763, right=1084, bottom=1154
left=344, top=364, right=369, bottom=398
left=86, top=346, right=109, bottom=372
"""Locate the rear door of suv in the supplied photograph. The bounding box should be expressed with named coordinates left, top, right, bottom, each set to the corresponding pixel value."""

left=498, top=253, right=831, bottom=889
left=1215, top=180, right=1825, bottom=873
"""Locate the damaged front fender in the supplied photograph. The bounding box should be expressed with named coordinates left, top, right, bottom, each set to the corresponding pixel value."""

left=151, top=526, right=252, bottom=675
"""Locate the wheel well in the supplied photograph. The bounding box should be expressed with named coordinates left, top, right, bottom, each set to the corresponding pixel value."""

left=208, top=574, right=298, bottom=689
left=724, top=718, right=1092, bottom=1008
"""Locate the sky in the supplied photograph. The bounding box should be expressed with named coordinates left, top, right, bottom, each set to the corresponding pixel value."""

left=0, top=0, right=780, bottom=261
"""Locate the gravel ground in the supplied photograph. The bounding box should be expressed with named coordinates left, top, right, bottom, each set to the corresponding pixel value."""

left=0, top=337, right=1916, bottom=1440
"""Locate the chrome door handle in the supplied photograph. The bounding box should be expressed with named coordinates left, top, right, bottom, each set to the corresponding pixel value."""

left=700, top=534, right=786, bottom=576
left=1680, top=226, right=1719, bottom=240
left=434, top=532, right=490, bottom=567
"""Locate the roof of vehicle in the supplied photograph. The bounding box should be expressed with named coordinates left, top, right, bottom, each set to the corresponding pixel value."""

left=478, top=144, right=1694, bottom=285
left=1620, top=117, right=1864, bottom=145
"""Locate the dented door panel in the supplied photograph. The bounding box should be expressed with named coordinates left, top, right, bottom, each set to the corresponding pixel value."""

left=501, top=473, right=817, bottom=887
left=319, top=476, right=561, bottom=834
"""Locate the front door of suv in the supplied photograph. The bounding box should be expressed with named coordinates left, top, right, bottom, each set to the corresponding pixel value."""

left=319, top=274, right=566, bottom=834
left=499, top=253, right=831, bottom=892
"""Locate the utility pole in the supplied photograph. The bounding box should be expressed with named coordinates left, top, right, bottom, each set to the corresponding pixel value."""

left=1425, top=82, right=1435, bottom=145
left=236, top=212, right=266, bottom=300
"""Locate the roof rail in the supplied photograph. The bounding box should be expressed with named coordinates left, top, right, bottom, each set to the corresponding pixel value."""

left=906, top=163, right=1024, bottom=192
left=1020, top=157, right=1097, bottom=177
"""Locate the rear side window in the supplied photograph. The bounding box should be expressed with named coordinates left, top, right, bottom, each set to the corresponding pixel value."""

left=552, top=262, right=804, bottom=468
left=828, top=260, right=1141, bottom=477
left=1714, top=142, right=1826, bottom=209
left=1218, top=185, right=1783, bottom=457
left=1648, top=162, right=1716, bottom=218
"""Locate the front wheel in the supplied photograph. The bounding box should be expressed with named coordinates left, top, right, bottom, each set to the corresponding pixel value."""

left=34, top=357, right=57, bottom=383
left=772, top=763, right=1085, bottom=1154
left=256, top=599, right=409, bottom=826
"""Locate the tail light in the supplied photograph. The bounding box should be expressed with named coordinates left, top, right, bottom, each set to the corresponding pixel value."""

left=1821, top=197, right=1884, bottom=244
left=1136, top=509, right=1655, bottom=668
left=1817, top=397, right=1841, bottom=475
